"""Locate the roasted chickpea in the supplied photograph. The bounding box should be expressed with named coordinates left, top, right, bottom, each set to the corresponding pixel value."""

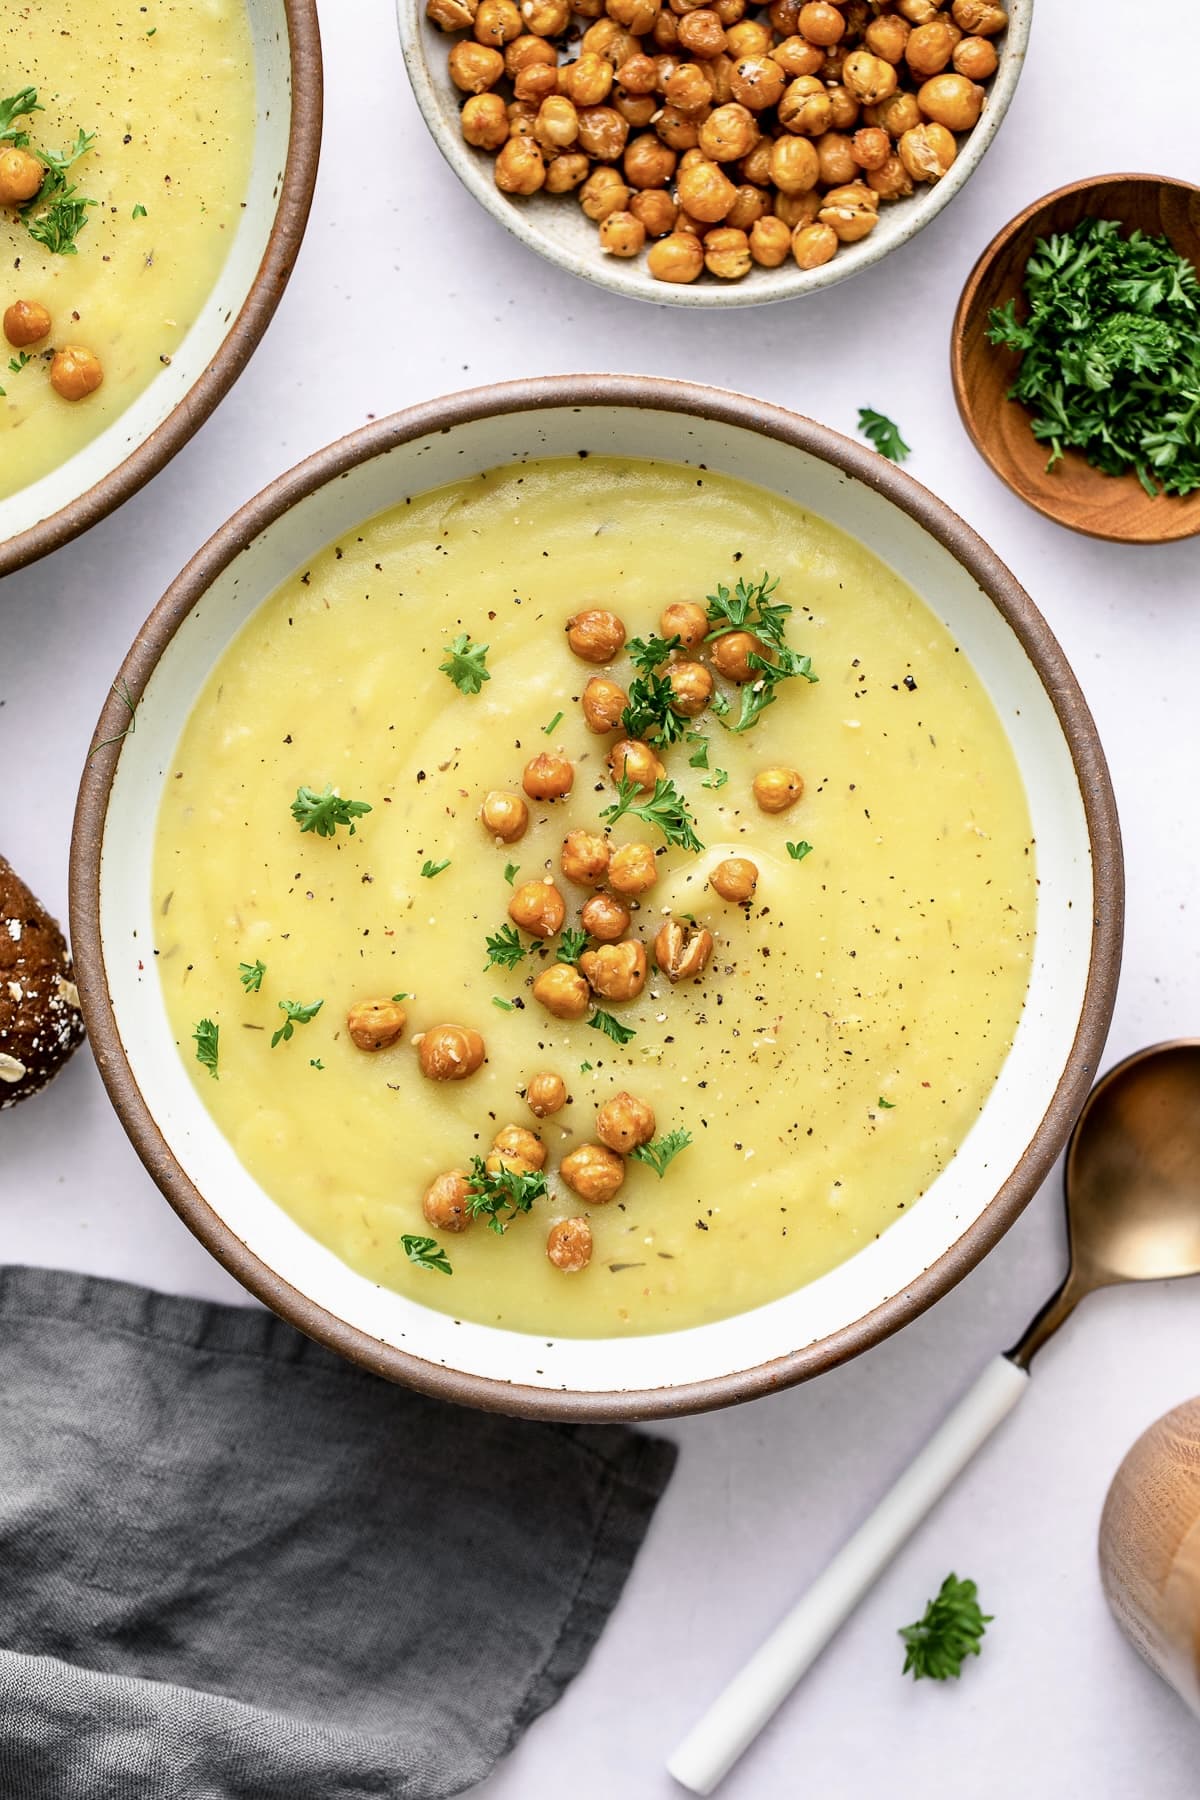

left=581, top=890, right=633, bottom=941
left=495, top=135, right=546, bottom=192
left=423, top=1170, right=473, bottom=1232
left=868, top=90, right=921, bottom=136
left=791, top=220, right=838, bottom=269
left=519, top=0, right=569, bottom=29
left=0, top=147, right=43, bottom=207
left=608, top=842, right=659, bottom=896
left=624, top=132, right=677, bottom=189
left=581, top=675, right=628, bottom=733
left=580, top=939, right=648, bottom=1001
left=485, top=1148, right=540, bottom=1182
left=535, top=94, right=581, bottom=149
left=583, top=17, right=639, bottom=60
left=616, top=51, right=659, bottom=92
left=578, top=104, right=630, bottom=160
left=428, top=0, right=477, bottom=30
left=918, top=71, right=984, bottom=129
left=546, top=151, right=591, bottom=192
left=667, top=659, right=714, bottom=717
left=817, top=179, right=878, bottom=242
left=49, top=347, right=103, bottom=402
left=596, top=1090, right=657, bottom=1152
left=647, top=231, right=705, bottom=282
left=709, top=856, right=758, bottom=902
left=866, top=151, right=914, bottom=198
left=725, top=54, right=784, bottom=113
left=665, top=61, right=714, bottom=111
left=509, top=877, right=567, bottom=938
left=778, top=77, right=830, bottom=137
left=418, top=1024, right=487, bottom=1081
left=522, top=750, right=575, bottom=800
left=475, top=0, right=523, bottom=43
left=710, top=629, right=765, bottom=682
left=462, top=92, right=511, bottom=148
left=896, top=0, right=939, bottom=21
left=815, top=130, right=856, bottom=185
left=562, top=829, right=612, bottom=886
left=346, top=998, right=408, bottom=1051
left=749, top=213, right=792, bottom=266
left=677, top=7, right=726, bottom=53
left=600, top=209, right=647, bottom=255
left=864, top=13, right=909, bottom=62
left=774, top=187, right=820, bottom=228
left=898, top=120, right=957, bottom=181
left=768, top=0, right=803, bottom=33
left=580, top=166, right=632, bottom=220
left=841, top=49, right=897, bottom=105
left=547, top=1217, right=593, bottom=1271
left=851, top=124, right=890, bottom=170
left=493, top=1123, right=549, bottom=1169
left=533, top=963, right=592, bottom=1020
left=654, top=104, right=705, bottom=153
left=560, top=52, right=613, bottom=104
left=698, top=102, right=757, bottom=162
left=609, top=738, right=665, bottom=791
left=567, top=607, right=626, bottom=662
left=608, top=0, right=661, bottom=29
left=726, top=18, right=771, bottom=55
left=770, top=133, right=819, bottom=193
left=507, top=98, right=539, bottom=138
left=615, top=88, right=657, bottom=126
left=951, top=0, right=1006, bottom=34
left=506, top=32, right=557, bottom=74
left=720, top=183, right=763, bottom=234
left=905, top=18, right=959, bottom=76
left=561, top=1143, right=626, bottom=1204
left=824, top=82, right=860, bottom=130
left=752, top=766, right=804, bottom=812
left=703, top=225, right=751, bottom=279
left=3, top=300, right=51, bottom=349
left=651, top=10, right=680, bottom=47
left=525, top=1069, right=568, bottom=1116
left=654, top=917, right=715, bottom=982
left=630, top=188, right=679, bottom=235
left=480, top=788, right=530, bottom=843
left=796, top=0, right=843, bottom=44
left=449, top=39, right=505, bottom=90
left=952, top=34, right=998, bottom=79
left=770, top=34, right=823, bottom=78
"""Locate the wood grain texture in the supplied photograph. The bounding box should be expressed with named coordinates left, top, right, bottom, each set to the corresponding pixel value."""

left=1099, top=1396, right=1200, bottom=1717
left=951, top=174, right=1200, bottom=544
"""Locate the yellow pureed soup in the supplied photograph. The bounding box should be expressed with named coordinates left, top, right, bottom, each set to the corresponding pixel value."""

left=154, top=459, right=1037, bottom=1339
left=1, top=1, right=255, bottom=499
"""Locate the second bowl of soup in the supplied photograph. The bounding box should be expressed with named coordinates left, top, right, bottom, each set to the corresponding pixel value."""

left=70, top=377, right=1122, bottom=1418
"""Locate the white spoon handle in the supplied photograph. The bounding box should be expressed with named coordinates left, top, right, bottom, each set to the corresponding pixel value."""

left=667, top=1354, right=1030, bottom=1795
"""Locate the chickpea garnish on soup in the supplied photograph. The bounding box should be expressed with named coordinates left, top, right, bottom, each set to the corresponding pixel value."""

left=155, top=457, right=1036, bottom=1338
left=424, top=0, right=1006, bottom=283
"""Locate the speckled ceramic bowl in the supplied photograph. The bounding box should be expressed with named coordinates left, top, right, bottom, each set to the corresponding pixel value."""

left=397, top=0, right=1031, bottom=308
left=72, top=376, right=1121, bottom=1421
left=0, top=1, right=322, bottom=579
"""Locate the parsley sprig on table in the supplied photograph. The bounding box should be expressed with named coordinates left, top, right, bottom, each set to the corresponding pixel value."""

left=899, top=1575, right=992, bottom=1681
left=601, top=775, right=702, bottom=853
left=465, top=1155, right=548, bottom=1235
left=439, top=632, right=490, bottom=695
left=291, top=784, right=372, bottom=837
left=858, top=407, right=911, bottom=463
left=631, top=1129, right=692, bottom=1177
left=987, top=217, right=1200, bottom=498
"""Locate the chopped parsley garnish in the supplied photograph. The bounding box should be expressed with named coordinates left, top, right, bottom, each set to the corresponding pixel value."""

left=392, top=992, right=411, bottom=1002
left=542, top=710, right=564, bottom=735
left=601, top=775, right=703, bottom=854
left=271, top=997, right=323, bottom=1048
left=238, top=959, right=266, bottom=992
left=310, top=1058, right=324, bottom=1070
left=132, top=202, right=147, bottom=219
left=439, top=632, right=490, bottom=695
left=465, top=1155, right=548, bottom=1235
left=484, top=923, right=526, bottom=971
left=7, top=352, right=31, bottom=374
left=401, top=1234, right=453, bottom=1275
left=687, top=735, right=710, bottom=770
left=786, top=841, right=813, bottom=861
left=588, top=1009, right=636, bottom=1047
left=987, top=217, right=1200, bottom=496
left=291, top=784, right=372, bottom=837
left=877, top=1095, right=896, bottom=1109
left=579, top=1061, right=593, bottom=1073
left=621, top=669, right=689, bottom=750
left=858, top=407, right=911, bottom=463
left=0, top=93, right=98, bottom=255
left=420, top=858, right=451, bottom=879
left=556, top=926, right=589, bottom=965
left=705, top=571, right=790, bottom=648
left=702, top=767, right=729, bottom=791
left=727, top=645, right=818, bottom=734
left=627, top=633, right=682, bottom=674
left=192, top=1018, right=219, bottom=1080
left=503, top=862, right=519, bottom=885
left=0, top=88, right=41, bottom=144
left=899, top=1575, right=991, bottom=1681
left=492, top=995, right=516, bottom=1011
left=631, top=1128, right=692, bottom=1177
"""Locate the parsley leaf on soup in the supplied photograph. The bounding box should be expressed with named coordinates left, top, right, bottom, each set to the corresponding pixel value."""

left=439, top=632, right=490, bottom=695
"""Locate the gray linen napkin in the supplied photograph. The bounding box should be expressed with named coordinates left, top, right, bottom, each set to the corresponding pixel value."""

left=0, top=1265, right=675, bottom=1800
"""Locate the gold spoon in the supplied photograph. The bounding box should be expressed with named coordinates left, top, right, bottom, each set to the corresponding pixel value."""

left=670, top=1041, right=1200, bottom=1795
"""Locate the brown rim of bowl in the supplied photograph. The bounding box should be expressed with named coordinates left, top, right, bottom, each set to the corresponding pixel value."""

left=0, top=0, right=324, bottom=581
left=69, top=374, right=1125, bottom=1423
left=950, top=171, right=1200, bottom=545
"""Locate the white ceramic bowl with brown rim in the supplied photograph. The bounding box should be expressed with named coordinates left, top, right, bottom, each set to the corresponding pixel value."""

left=396, top=0, right=1032, bottom=307
left=70, top=375, right=1122, bottom=1420
left=0, top=1, right=323, bottom=580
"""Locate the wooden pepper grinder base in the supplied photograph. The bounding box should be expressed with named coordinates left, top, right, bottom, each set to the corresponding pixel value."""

left=1100, top=1397, right=1200, bottom=1717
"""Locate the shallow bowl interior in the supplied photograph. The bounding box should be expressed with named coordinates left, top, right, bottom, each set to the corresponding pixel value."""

left=0, top=0, right=322, bottom=578
left=397, top=0, right=1032, bottom=309
left=951, top=173, right=1200, bottom=544
left=71, top=377, right=1122, bottom=1420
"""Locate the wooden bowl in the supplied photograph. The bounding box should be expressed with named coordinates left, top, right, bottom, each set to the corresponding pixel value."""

left=951, top=174, right=1200, bottom=544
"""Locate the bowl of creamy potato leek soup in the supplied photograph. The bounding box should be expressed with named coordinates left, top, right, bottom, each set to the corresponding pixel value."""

left=71, top=378, right=1122, bottom=1420
left=0, top=0, right=321, bottom=577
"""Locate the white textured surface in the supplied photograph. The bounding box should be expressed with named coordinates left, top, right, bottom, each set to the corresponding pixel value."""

left=1, top=0, right=1198, bottom=1794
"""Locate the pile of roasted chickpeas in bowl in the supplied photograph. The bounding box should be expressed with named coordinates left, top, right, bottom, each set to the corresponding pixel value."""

left=400, top=0, right=1029, bottom=304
